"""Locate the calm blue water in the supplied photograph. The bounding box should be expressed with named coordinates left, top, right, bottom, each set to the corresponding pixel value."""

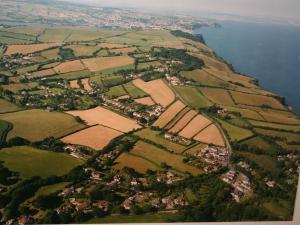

left=196, top=21, right=300, bottom=114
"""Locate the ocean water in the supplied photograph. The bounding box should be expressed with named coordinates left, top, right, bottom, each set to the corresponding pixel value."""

left=196, top=21, right=300, bottom=114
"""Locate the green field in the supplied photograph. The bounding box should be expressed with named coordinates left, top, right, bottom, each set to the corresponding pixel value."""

left=3, top=82, right=39, bottom=93
left=254, top=128, right=300, bottom=143
left=0, top=109, right=86, bottom=142
left=173, top=86, right=212, bottom=109
left=248, top=119, right=300, bottom=132
left=135, top=128, right=187, bottom=153
left=34, top=182, right=71, bottom=198
left=102, top=75, right=125, bottom=87
left=105, top=85, right=127, bottom=98
left=237, top=151, right=278, bottom=175
left=48, top=70, right=92, bottom=80
left=123, top=81, right=148, bottom=99
left=242, top=136, right=277, bottom=154
left=87, top=213, right=178, bottom=223
left=216, top=118, right=253, bottom=142
left=0, top=146, right=82, bottom=178
left=131, top=141, right=201, bottom=175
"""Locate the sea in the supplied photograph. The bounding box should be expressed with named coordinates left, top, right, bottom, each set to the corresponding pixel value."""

left=195, top=20, right=300, bottom=114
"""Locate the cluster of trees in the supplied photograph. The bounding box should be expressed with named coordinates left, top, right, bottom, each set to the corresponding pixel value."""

left=170, top=30, right=206, bottom=44
left=58, top=47, right=75, bottom=60
left=151, top=48, right=204, bottom=73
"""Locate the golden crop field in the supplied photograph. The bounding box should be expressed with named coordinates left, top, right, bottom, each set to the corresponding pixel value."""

left=230, top=91, right=287, bottom=110
left=0, top=99, right=21, bottom=113
left=153, top=100, right=186, bottom=128
left=194, top=124, right=225, bottom=146
left=61, top=125, right=122, bottom=150
left=169, top=110, right=198, bottom=134
left=53, top=60, right=85, bottom=74
left=82, top=56, right=134, bottom=72
left=179, top=114, right=212, bottom=139
left=66, top=106, right=141, bottom=132
left=134, top=97, right=155, bottom=106
left=81, top=78, right=93, bottom=92
left=70, top=80, right=80, bottom=89
left=200, top=87, right=235, bottom=106
left=5, top=43, right=60, bottom=55
left=133, top=79, right=175, bottom=107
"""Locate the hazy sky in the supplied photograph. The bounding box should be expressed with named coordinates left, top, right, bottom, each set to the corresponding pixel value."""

left=64, top=0, right=300, bottom=20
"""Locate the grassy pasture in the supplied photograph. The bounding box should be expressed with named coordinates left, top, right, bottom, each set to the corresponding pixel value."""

left=105, top=85, right=127, bottom=98
left=237, top=151, right=278, bottom=175
left=135, top=128, right=187, bottom=153
left=200, top=87, right=235, bottom=106
left=137, top=61, right=162, bottom=70
left=3, top=82, right=39, bottom=93
left=34, top=182, right=70, bottom=198
left=216, top=118, right=253, bottom=142
left=230, top=91, right=287, bottom=110
left=0, top=146, right=82, bottom=178
left=0, top=109, right=86, bottom=142
left=258, top=109, right=300, bottom=125
left=38, top=28, right=71, bottom=42
left=48, top=70, right=92, bottom=80
left=254, top=128, right=300, bottom=143
left=242, top=136, right=277, bottom=154
left=16, top=64, right=39, bottom=75
left=88, top=213, right=177, bottom=223
left=248, top=120, right=300, bottom=132
left=123, top=81, right=148, bottom=99
left=130, top=141, right=201, bottom=175
left=114, top=152, right=158, bottom=174
left=102, top=75, right=125, bottom=87
left=180, top=69, right=230, bottom=88
left=173, top=86, right=212, bottom=109
left=0, top=99, right=21, bottom=113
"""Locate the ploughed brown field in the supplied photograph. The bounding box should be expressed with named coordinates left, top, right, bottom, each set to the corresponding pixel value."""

left=66, top=106, right=142, bottom=132
left=81, top=78, right=92, bottom=92
left=82, top=56, right=134, bottom=72
left=153, top=100, right=186, bottom=128
left=134, top=97, right=155, bottom=106
left=169, top=110, right=197, bottom=134
left=179, top=114, right=212, bottom=139
left=4, top=43, right=60, bottom=55
left=61, top=125, right=123, bottom=150
left=132, top=79, right=175, bottom=107
left=53, top=60, right=86, bottom=74
left=70, top=80, right=80, bottom=89
left=194, top=124, right=225, bottom=146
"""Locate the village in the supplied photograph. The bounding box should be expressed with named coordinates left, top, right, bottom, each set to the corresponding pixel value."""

left=221, top=169, right=253, bottom=203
